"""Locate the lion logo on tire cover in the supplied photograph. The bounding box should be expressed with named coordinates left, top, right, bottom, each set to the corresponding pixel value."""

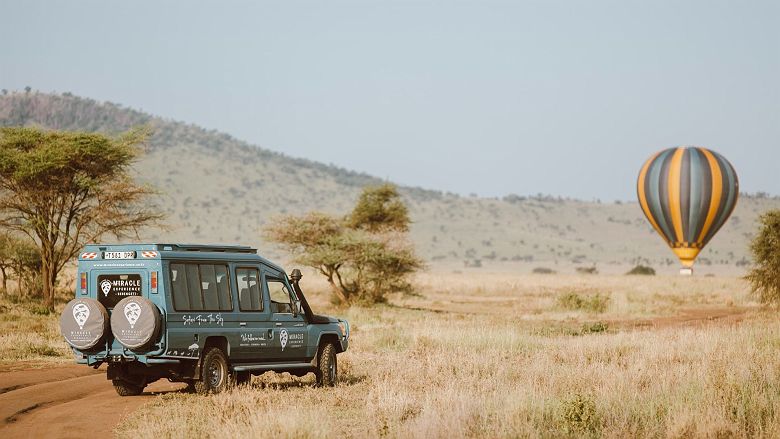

left=280, top=329, right=288, bottom=351
left=72, top=303, right=90, bottom=330
left=124, top=301, right=142, bottom=329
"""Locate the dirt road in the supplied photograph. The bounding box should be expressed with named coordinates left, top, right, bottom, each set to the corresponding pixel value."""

left=0, top=363, right=184, bottom=438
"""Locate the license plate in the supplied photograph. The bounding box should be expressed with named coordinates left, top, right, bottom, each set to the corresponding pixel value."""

left=104, top=251, right=136, bottom=260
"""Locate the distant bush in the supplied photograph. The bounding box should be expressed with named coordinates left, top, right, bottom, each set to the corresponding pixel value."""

left=576, top=266, right=598, bottom=275
left=745, top=210, right=780, bottom=306
left=464, top=259, right=482, bottom=268
left=626, top=265, right=655, bottom=276
left=581, top=321, right=609, bottom=334
left=533, top=267, right=556, bottom=274
left=27, top=304, right=51, bottom=316
left=558, top=292, right=609, bottom=313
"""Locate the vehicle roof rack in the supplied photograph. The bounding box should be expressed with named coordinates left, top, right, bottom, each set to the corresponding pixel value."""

left=157, top=244, right=258, bottom=254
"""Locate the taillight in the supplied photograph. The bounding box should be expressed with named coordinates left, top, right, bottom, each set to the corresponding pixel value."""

left=80, top=272, right=87, bottom=295
left=151, top=271, right=158, bottom=293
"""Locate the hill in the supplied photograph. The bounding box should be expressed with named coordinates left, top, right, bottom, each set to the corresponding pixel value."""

left=1, top=90, right=777, bottom=274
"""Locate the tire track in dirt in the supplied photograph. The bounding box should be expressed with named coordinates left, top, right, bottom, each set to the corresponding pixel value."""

left=609, top=306, right=755, bottom=330
left=0, top=363, right=184, bottom=438
left=0, top=362, right=102, bottom=394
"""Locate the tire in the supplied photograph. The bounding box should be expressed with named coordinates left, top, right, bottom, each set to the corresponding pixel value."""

left=194, top=348, right=229, bottom=394
left=316, top=343, right=338, bottom=387
left=60, top=298, right=109, bottom=350
left=110, top=296, right=162, bottom=350
left=108, top=363, right=147, bottom=396
left=112, top=379, right=144, bottom=396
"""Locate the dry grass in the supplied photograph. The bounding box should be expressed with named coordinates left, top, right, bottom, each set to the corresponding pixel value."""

left=0, top=294, right=72, bottom=365
left=114, top=272, right=780, bottom=438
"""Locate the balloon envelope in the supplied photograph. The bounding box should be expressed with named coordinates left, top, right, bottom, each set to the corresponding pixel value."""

left=637, top=146, right=738, bottom=268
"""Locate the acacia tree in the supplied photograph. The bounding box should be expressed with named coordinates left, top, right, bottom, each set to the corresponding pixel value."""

left=265, top=185, right=422, bottom=304
left=745, top=210, right=780, bottom=306
left=0, top=127, right=164, bottom=310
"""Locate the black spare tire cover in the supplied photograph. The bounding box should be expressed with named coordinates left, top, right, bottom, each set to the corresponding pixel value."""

left=60, top=298, right=109, bottom=350
left=110, top=296, right=162, bottom=350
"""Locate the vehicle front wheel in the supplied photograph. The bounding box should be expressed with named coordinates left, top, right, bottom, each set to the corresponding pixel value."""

left=194, top=348, right=229, bottom=394
left=316, top=342, right=338, bottom=387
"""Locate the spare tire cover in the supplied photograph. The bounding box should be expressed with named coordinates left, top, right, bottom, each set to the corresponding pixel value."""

left=60, top=298, right=109, bottom=350
left=110, top=296, right=162, bottom=350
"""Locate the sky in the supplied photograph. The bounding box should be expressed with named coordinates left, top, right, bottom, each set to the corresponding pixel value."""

left=0, top=0, right=778, bottom=200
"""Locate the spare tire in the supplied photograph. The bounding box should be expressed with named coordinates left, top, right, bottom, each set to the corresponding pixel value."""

left=110, top=296, right=162, bottom=350
left=60, top=298, right=109, bottom=350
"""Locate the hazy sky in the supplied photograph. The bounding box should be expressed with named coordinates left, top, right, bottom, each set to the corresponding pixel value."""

left=1, top=1, right=778, bottom=200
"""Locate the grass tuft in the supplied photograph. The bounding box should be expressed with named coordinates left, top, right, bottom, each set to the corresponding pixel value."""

left=557, top=291, right=609, bottom=313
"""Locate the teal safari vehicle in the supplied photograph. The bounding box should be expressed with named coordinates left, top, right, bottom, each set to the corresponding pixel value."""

left=59, top=243, right=349, bottom=396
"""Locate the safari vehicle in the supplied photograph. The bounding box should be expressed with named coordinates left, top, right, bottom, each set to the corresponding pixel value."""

left=60, top=243, right=349, bottom=396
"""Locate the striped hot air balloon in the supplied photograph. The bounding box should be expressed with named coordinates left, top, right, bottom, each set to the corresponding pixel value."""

left=637, top=146, right=738, bottom=271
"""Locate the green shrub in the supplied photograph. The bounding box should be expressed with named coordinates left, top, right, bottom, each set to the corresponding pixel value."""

left=626, top=265, right=655, bottom=275
left=581, top=321, right=609, bottom=334
left=28, top=304, right=51, bottom=316
left=576, top=266, right=598, bottom=275
left=561, top=393, right=600, bottom=435
left=746, top=210, right=780, bottom=305
left=533, top=267, right=556, bottom=274
left=558, top=292, right=609, bottom=313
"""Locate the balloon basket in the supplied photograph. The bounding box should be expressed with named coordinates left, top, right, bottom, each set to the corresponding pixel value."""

left=679, top=267, right=693, bottom=276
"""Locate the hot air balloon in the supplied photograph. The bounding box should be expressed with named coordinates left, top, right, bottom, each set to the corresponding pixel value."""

left=637, top=146, right=738, bottom=274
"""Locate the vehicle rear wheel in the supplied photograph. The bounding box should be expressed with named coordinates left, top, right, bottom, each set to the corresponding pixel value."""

left=194, top=348, right=229, bottom=394
left=316, top=342, right=337, bottom=387
left=112, top=379, right=145, bottom=396
left=108, top=363, right=147, bottom=396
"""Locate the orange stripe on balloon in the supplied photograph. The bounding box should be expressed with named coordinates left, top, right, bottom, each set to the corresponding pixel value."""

left=637, top=151, right=667, bottom=243
left=668, top=147, right=685, bottom=244
left=697, top=148, right=723, bottom=243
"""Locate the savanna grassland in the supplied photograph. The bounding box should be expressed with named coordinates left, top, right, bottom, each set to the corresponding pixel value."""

left=101, top=271, right=780, bottom=438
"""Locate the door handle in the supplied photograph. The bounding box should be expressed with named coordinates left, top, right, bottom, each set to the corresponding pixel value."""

left=275, top=322, right=282, bottom=326
left=239, top=322, right=246, bottom=327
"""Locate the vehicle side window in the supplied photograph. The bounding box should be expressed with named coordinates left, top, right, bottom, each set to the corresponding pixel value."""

left=214, top=265, right=231, bottom=310
left=170, top=263, right=233, bottom=312
left=267, top=279, right=292, bottom=313
left=170, top=264, right=190, bottom=310
left=200, top=265, right=219, bottom=310
left=236, top=268, right=262, bottom=311
left=185, top=264, right=203, bottom=310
